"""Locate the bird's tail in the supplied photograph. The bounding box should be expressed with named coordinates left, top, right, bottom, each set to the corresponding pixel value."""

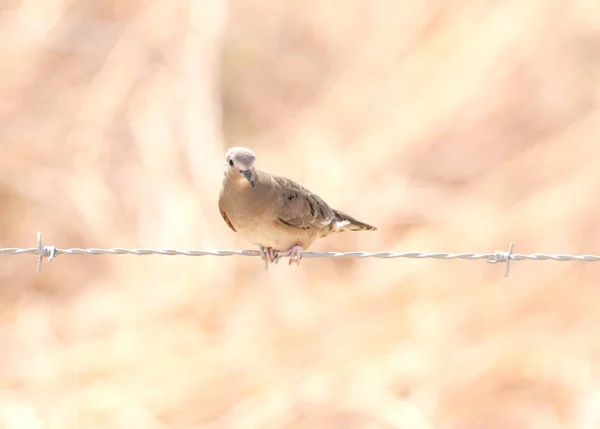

left=331, top=209, right=378, bottom=232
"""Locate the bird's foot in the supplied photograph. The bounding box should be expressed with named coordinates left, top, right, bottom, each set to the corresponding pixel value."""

left=259, top=246, right=278, bottom=270
left=274, top=245, right=304, bottom=266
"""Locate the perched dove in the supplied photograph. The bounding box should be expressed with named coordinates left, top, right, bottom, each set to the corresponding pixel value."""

left=218, top=147, right=377, bottom=268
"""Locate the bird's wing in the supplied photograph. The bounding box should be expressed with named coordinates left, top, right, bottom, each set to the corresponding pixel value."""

left=218, top=186, right=237, bottom=232
left=270, top=175, right=336, bottom=231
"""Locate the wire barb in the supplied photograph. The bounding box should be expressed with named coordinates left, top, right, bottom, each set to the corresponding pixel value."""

left=1, top=233, right=598, bottom=277
left=36, top=231, right=57, bottom=273
left=487, top=243, right=514, bottom=277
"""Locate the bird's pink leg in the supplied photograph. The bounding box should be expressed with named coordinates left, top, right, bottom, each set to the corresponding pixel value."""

left=275, top=244, right=304, bottom=266
left=259, top=246, right=278, bottom=270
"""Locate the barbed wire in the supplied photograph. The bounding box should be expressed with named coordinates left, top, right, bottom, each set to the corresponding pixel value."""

left=2, top=233, right=600, bottom=277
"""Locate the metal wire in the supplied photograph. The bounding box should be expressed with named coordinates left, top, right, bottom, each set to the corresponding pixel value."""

left=2, top=232, right=600, bottom=277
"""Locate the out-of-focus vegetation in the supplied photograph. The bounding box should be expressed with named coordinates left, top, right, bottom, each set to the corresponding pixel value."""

left=1, top=0, right=600, bottom=427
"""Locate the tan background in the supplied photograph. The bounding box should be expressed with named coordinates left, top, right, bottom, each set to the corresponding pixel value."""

left=1, top=0, right=600, bottom=428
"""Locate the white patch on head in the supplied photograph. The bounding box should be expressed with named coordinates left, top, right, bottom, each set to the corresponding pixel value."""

left=225, top=147, right=256, bottom=170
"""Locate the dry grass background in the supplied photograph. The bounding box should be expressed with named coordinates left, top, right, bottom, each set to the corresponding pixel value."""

left=1, top=0, right=600, bottom=428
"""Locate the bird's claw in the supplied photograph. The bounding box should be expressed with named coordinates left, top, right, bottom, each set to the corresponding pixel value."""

left=260, top=246, right=279, bottom=270
left=260, top=245, right=303, bottom=268
left=276, top=245, right=303, bottom=266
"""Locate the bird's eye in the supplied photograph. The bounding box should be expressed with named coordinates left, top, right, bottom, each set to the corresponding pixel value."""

left=228, top=159, right=234, bottom=167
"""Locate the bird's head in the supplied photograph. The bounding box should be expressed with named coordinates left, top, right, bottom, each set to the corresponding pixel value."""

left=224, top=147, right=256, bottom=188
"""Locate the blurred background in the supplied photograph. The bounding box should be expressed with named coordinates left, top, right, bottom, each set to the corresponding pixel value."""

left=1, top=0, right=600, bottom=428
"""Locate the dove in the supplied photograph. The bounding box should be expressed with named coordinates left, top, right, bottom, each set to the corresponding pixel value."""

left=218, top=147, right=377, bottom=268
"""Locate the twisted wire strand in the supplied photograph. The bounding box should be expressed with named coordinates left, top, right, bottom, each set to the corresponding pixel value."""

left=2, top=233, right=600, bottom=277
left=6, top=246, right=600, bottom=261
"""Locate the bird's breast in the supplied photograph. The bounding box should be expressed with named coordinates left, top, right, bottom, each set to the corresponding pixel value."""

left=221, top=180, right=316, bottom=250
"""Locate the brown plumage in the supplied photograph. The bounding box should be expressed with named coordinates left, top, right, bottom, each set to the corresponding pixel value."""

left=218, top=147, right=377, bottom=268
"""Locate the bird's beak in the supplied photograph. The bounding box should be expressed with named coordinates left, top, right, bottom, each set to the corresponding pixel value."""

left=241, top=169, right=255, bottom=188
